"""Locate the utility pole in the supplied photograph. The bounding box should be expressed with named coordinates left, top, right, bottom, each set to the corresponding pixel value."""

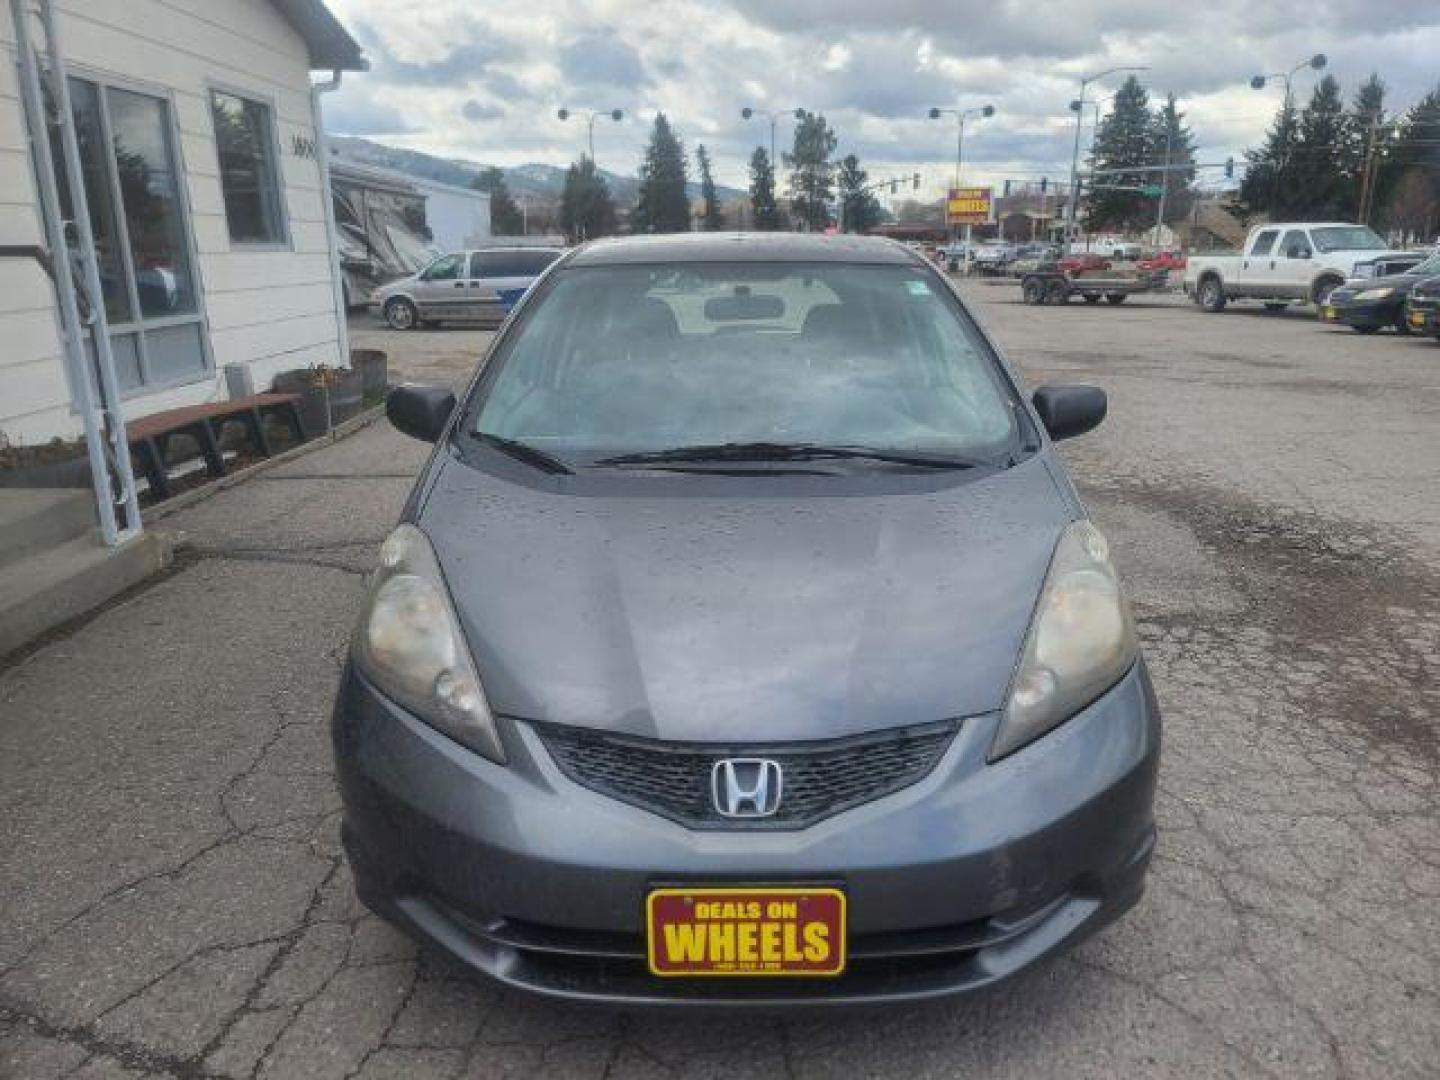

left=1357, top=112, right=1380, bottom=225
left=1153, top=123, right=1173, bottom=248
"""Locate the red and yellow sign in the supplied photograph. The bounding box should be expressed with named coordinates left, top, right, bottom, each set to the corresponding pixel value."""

left=646, top=887, right=847, bottom=977
left=946, top=186, right=992, bottom=225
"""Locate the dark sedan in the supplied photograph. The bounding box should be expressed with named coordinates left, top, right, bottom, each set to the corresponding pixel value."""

left=1405, top=275, right=1440, bottom=340
left=1321, top=250, right=1440, bottom=333
left=333, top=233, right=1160, bottom=1006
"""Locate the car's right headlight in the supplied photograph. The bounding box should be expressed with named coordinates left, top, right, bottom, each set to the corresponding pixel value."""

left=991, top=521, right=1138, bottom=760
left=352, top=524, right=505, bottom=763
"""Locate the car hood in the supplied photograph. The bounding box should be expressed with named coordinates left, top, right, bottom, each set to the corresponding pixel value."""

left=1337, top=270, right=1428, bottom=296
left=418, top=456, right=1073, bottom=743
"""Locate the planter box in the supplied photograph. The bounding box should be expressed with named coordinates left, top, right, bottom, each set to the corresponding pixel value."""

left=272, top=367, right=363, bottom=437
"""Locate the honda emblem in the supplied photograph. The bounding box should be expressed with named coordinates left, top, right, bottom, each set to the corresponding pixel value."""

left=712, top=758, right=783, bottom=818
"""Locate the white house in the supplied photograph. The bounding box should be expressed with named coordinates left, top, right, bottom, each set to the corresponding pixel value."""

left=0, top=0, right=365, bottom=446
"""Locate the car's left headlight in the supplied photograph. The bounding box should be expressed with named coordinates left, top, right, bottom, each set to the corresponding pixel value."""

left=991, top=521, right=1138, bottom=760
left=1355, top=287, right=1394, bottom=301
left=352, top=524, right=505, bottom=763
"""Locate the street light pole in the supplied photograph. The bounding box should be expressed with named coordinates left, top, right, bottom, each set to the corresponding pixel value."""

left=1153, top=121, right=1173, bottom=247
left=1250, top=54, right=1326, bottom=213
left=1065, top=65, right=1147, bottom=254
left=556, top=107, right=624, bottom=165
left=928, top=103, right=994, bottom=255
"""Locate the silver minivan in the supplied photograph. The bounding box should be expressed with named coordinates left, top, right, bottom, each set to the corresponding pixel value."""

left=372, top=247, right=564, bottom=329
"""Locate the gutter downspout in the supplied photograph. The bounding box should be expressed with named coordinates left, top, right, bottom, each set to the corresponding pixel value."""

left=311, top=70, right=349, bottom=372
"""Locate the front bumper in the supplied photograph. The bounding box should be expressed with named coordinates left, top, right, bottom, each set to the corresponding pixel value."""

left=332, top=660, right=1161, bottom=1005
left=1319, top=295, right=1402, bottom=328
left=1406, top=297, right=1440, bottom=335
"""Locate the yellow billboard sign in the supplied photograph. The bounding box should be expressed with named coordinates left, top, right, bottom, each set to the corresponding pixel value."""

left=946, top=186, right=992, bottom=226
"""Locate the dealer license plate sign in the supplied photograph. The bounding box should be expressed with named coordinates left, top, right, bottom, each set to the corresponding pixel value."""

left=646, top=887, right=846, bottom=977
left=1411, top=311, right=1425, bottom=327
left=1321, top=306, right=1337, bottom=320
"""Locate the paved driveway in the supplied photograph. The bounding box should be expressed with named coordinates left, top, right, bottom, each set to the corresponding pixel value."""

left=2, top=296, right=1436, bottom=1078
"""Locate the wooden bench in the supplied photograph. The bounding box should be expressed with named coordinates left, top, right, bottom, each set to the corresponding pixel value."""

left=127, top=393, right=305, bottom=500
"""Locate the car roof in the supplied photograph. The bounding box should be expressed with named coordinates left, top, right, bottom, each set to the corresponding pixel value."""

left=565, top=232, right=926, bottom=267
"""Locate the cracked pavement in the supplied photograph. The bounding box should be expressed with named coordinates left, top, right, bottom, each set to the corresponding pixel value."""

left=2, top=295, right=1437, bottom=1078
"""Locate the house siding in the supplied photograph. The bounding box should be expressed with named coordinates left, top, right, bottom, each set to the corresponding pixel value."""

left=0, top=0, right=344, bottom=445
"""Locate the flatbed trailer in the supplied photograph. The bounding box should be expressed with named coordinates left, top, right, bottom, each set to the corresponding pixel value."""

left=1019, top=267, right=1168, bottom=305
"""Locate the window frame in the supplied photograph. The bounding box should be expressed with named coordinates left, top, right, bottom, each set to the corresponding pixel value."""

left=207, top=83, right=291, bottom=250
left=58, top=64, right=214, bottom=400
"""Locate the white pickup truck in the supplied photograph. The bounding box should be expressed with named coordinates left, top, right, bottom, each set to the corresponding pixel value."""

left=1183, top=223, right=1407, bottom=312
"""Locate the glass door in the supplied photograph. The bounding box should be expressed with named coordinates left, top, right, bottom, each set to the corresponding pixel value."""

left=51, top=76, right=208, bottom=393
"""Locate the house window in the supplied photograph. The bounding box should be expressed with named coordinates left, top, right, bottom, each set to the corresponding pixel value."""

left=50, top=76, right=208, bottom=393
left=210, top=90, right=285, bottom=244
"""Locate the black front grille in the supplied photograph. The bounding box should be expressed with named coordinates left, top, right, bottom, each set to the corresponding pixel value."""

left=535, top=719, right=958, bottom=829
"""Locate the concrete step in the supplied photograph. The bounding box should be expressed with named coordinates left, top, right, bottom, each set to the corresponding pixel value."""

left=0, top=488, right=96, bottom=571
left=0, top=530, right=172, bottom=658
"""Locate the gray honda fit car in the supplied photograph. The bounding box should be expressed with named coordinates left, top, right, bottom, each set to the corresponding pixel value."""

left=333, top=232, right=1160, bottom=1005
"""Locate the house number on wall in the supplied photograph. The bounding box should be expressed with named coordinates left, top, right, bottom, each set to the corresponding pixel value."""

left=291, top=134, right=317, bottom=159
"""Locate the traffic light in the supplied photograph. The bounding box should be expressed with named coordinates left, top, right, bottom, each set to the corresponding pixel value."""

left=1039, top=177, right=1048, bottom=193
left=1003, top=179, right=1011, bottom=197
left=890, top=178, right=898, bottom=195
left=912, top=173, right=921, bottom=190
left=1225, top=156, right=1234, bottom=178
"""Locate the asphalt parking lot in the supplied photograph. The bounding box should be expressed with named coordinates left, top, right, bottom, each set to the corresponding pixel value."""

left=1, top=285, right=1437, bottom=1078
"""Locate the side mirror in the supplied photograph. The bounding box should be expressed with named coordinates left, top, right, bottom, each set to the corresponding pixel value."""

left=1032, top=384, right=1107, bottom=442
left=387, top=383, right=455, bottom=443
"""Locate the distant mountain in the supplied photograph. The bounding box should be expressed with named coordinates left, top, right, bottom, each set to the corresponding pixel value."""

left=330, top=136, right=744, bottom=204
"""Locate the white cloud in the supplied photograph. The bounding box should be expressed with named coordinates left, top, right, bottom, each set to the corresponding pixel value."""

left=321, top=0, right=1440, bottom=197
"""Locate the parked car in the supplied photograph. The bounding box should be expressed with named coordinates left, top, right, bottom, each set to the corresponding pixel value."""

left=1320, top=250, right=1440, bottom=334
left=1137, top=250, right=1186, bottom=273
left=372, top=247, right=564, bottom=329
left=336, top=233, right=1160, bottom=1006
left=1403, top=276, right=1440, bottom=340
left=1351, top=251, right=1431, bottom=280
left=1183, top=223, right=1408, bottom=312
left=972, top=241, right=1016, bottom=272
left=1056, top=253, right=1111, bottom=274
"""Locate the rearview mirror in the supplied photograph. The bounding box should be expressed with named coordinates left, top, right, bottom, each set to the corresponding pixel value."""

left=1032, top=384, right=1107, bottom=442
left=387, top=383, right=455, bottom=443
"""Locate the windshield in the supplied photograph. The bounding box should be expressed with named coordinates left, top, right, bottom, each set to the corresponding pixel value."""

left=1406, top=253, right=1440, bottom=277
left=470, top=262, right=1020, bottom=467
left=1311, top=227, right=1387, bottom=253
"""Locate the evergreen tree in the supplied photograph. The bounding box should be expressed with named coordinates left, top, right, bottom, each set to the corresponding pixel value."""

left=1151, top=94, right=1197, bottom=227
left=836, top=154, right=882, bottom=232
left=1237, top=95, right=1300, bottom=219
left=1289, top=75, right=1352, bottom=218
left=695, top=144, right=723, bottom=230
left=1085, top=75, right=1153, bottom=232
left=559, top=157, right=617, bottom=242
left=471, top=166, right=523, bottom=235
left=633, top=113, right=690, bottom=233
left=748, top=146, right=780, bottom=231
left=785, top=110, right=837, bottom=231
left=1385, top=85, right=1440, bottom=241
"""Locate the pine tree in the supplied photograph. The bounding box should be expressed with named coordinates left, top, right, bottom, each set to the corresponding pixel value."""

left=633, top=114, right=690, bottom=234
left=1385, top=85, right=1440, bottom=241
left=559, top=157, right=617, bottom=242
left=471, top=166, right=523, bottom=235
left=1289, top=75, right=1351, bottom=218
left=1151, top=94, right=1197, bottom=227
left=1085, top=75, right=1153, bottom=232
left=748, top=146, right=780, bottom=231
left=1237, top=96, right=1300, bottom=219
left=696, top=144, right=723, bottom=230
left=836, top=154, right=881, bottom=232
left=785, top=110, right=837, bottom=231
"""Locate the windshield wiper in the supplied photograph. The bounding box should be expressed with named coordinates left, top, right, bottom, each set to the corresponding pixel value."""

left=593, top=441, right=993, bottom=471
left=470, top=431, right=573, bottom=475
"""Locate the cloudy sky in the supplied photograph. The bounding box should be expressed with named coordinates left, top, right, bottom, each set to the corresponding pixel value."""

left=322, top=0, right=1440, bottom=199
